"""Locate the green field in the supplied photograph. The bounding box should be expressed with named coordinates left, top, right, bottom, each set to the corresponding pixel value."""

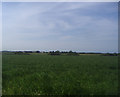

left=2, top=54, right=118, bottom=95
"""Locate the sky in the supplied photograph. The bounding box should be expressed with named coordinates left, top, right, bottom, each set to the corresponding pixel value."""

left=2, top=2, right=118, bottom=53
left=2, top=0, right=120, bottom=2
left=0, top=6, right=1, bottom=46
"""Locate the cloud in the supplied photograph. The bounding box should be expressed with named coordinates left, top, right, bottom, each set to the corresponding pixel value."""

left=2, top=2, right=118, bottom=52
left=0, top=2, right=2, bottom=51
left=59, top=35, right=73, bottom=40
left=2, top=0, right=120, bottom=2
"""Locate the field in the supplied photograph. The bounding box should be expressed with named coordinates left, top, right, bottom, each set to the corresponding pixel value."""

left=2, top=53, right=118, bottom=95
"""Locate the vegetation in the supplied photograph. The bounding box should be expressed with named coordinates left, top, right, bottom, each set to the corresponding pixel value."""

left=102, top=53, right=118, bottom=56
left=2, top=52, right=118, bottom=95
left=49, top=51, right=61, bottom=55
left=67, top=50, right=79, bottom=56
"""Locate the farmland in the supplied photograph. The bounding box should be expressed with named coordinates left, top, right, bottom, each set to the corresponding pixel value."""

left=2, top=53, right=118, bottom=95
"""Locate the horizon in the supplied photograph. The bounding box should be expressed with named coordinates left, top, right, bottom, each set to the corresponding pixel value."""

left=1, top=50, right=118, bottom=53
left=2, top=2, right=118, bottom=53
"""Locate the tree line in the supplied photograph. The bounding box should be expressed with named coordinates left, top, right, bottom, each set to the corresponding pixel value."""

left=2, top=50, right=118, bottom=56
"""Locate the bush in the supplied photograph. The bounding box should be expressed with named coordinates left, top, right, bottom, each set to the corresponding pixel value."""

left=102, top=53, right=118, bottom=56
left=36, top=51, right=40, bottom=53
left=49, top=51, right=61, bottom=55
left=67, top=51, right=79, bottom=56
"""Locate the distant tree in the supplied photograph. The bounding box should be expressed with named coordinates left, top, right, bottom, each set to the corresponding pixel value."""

left=79, top=52, right=86, bottom=54
left=69, top=50, right=73, bottom=54
left=49, top=50, right=61, bottom=55
left=36, top=51, right=40, bottom=53
left=24, top=51, right=32, bottom=53
left=68, top=50, right=79, bottom=56
left=49, top=51, right=54, bottom=55
left=113, top=53, right=118, bottom=56
left=14, top=51, right=24, bottom=55
left=102, top=53, right=118, bottom=56
left=55, top=50, right=60, bottom=55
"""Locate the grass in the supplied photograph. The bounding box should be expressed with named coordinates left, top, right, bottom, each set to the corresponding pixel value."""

left=2, top=54, right=118, bottom=95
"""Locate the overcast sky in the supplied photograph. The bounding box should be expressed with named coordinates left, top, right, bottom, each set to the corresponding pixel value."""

left=0, top=2, right=1, bottom=51
left=2, top=2, right=118, bottom=52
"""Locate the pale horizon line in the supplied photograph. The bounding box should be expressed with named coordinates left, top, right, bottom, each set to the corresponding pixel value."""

left=1, top=50, right=118, bottom=53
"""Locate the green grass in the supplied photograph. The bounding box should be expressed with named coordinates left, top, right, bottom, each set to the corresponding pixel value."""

left=2, top=54, right=118, bottom=95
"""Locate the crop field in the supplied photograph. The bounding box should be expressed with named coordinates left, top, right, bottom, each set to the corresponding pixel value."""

left=2, top=53, right=118, bottom=95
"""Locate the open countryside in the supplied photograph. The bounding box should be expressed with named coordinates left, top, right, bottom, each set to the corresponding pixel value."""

left=2, top=51, right=118, bottom=95
left=2, top=2, right=118, bottom=95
